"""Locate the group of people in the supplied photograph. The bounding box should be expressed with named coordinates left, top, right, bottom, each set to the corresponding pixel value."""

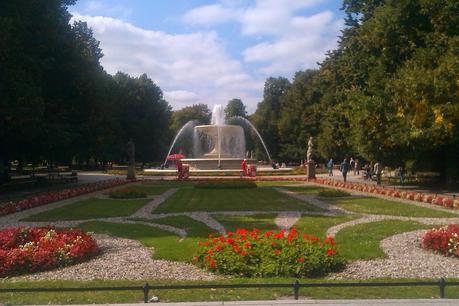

left=327, top=157, right=384, bottom=185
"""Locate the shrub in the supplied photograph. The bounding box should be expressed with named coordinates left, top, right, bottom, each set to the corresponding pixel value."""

left=0, top=227, right=98, bottom=277
left=109, top=188, right=147, bottom=199
left=317, top=189, right=350, bottom=198
left=421, top=225, right=459, bottom=257
left=194, top=228, right=345, bottom=277
left=195, top=180, right=257, bottom=189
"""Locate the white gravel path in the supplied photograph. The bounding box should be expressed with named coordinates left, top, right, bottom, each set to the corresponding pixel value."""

left=329, top=230, right=459, bottom=279
left=131, top=188, right=178, bottom=218
left=6, top=234, right=217, bottom=281
left=275, top=212, right=302, bottom=231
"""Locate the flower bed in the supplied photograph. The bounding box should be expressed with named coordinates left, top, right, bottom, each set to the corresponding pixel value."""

left=0, top=227, right=98, bottom=277
left=194, top=228, right=345, bottom=277
left=421, top=225, right=459, bottom=257
left=0, top=179, right=130, bottom=217
left=109, top=187, right=147, bottom=199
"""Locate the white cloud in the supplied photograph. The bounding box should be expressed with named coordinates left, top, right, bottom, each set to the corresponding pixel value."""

left=243, top=11, right=343, bottom=74
left=183, top=4, right=240, bottom=26
left=182, top=0, right=343, bottom=75
left=84, top=0, right=133, bottom=19
left=71, top=13, right=262, bottom=111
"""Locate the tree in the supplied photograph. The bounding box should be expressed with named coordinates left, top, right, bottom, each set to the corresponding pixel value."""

left=224, top=98, right=247, bottom=119
left=170, top=104, right=211, bottom=133
left=252, top=77, right=291, bottom=160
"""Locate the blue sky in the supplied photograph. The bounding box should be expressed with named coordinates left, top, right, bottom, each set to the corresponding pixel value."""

left=70, top=0, right=345, bottom=113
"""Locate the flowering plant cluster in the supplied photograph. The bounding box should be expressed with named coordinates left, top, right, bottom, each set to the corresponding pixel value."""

left=421, top=225, right=459, bottom=258
left=0, top=179, right=130, bottom=217
left=0, top=227, right=98, bottom=277
left=194, top=228, right=345, bottom=277
left=109, top=187, right=147, bottom=199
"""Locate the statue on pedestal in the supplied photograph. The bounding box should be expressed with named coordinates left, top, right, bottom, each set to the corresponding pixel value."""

left=127, top=139, right=136, bottom=180
left=306, top=137, right=316, bottom=179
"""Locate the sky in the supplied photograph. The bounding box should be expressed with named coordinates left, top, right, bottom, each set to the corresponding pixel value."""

left=70, top=0, right=345, bottom=113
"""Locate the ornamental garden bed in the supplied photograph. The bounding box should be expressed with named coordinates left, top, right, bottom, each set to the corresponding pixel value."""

left=0, top=227, right=98, bottom=278
left=194, top=228, right=345, bottom=278
left=0, top=179, right=131, bottom=217
left=421, top=225, right=459, bottom=257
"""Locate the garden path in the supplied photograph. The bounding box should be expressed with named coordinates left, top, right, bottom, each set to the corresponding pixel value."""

left=329, top=230, right=459, bottom=279
left=3, top=182, right=459, bottom=281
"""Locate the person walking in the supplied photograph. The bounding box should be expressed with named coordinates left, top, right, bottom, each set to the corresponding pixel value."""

left=340, top=158, right=350, bottom=182
left=354, top=159, right=360, bottom=175
left=398, top=164, right=406, bottom=185
left=327, top=158, right=334, bottom=176
left=349, top=158, right=355, bottom=175
left=374, top=161, right=382, bottom=185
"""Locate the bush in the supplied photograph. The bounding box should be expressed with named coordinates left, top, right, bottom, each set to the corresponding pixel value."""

left=195, top=180, right=257, bottom=189
left=0, top=227, right=98, bottom=277
left=421, top=225, right=459, bottom=257
left=194, top=228, right=345, bottom=277
left=317, top=189, right=350, bottom=197
left=109, top=188, right=147, bottom=199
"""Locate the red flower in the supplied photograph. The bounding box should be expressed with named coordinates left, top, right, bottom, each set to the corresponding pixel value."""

left=274, top=249, right=281, bottom=254
left=326, top=249, right=336, bottom=256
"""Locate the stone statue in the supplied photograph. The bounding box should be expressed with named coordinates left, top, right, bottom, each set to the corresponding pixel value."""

left=127, top=139, right=136, bottom=180
left=306, top=137, right=314, bottom=162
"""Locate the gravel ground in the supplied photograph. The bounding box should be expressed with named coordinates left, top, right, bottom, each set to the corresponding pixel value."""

left=6, top=234, right=217, bottom=281
left=329, top=230, right=459, bottom=279
left=275, top=212, right=301, bottom=231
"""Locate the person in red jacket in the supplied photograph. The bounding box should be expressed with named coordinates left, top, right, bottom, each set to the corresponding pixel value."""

left=241, top=159, right=248, bottom=176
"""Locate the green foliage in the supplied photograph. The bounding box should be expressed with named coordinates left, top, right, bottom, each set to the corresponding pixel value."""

left=0, top=1, right=172, bottom=170
left=195, top=180, right=257, bottom=189
left=194, top=228, right=345, bottom=277
left=224, top=98, right=247, bottom=119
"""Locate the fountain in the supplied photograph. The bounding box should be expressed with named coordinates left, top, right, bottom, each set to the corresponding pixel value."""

left=158, top=104, right=273, bottom=170
left=182, top=105, right=253, bottom=169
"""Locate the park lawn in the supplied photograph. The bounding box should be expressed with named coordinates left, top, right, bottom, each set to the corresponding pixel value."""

left=329, top=197, right=457, bottom=218
left=142, top=215, right=214, bottom=261
left=22, top=198, right=150, bottom=221
left=335, top=220, right=429, bottom=260
left=78, top=221, right=205, bottom=262
left=1, top=278, right=458, bottom=304
left=293, top=215, right=360, bottom=238
left=128, top=184, right=171, bottom=195
left=153, top=188, right=325, bottom=213
left=213, top=214, right=279, bottom=232
left=282, top=185, right=335, bottom=194
left=255, top=181, right=302, bottom=187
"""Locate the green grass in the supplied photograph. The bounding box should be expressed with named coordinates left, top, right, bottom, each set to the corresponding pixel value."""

left=293, top=215, right=360, bottom=238
left=1, top=278, right=458, bottom=304
left=214, top=214, right=279, bottom=232
left=335, top=220, right=429, bottom=260
left=78, top=221, right=188, bottom=261
left=153, top=188, right=325, bottom=213
left=330, top=197, right=457, bottom=217
left=127, top=184, right=171, bottom=195
left=144, top=215, right=214, bottom=261
left=22, top=198, right=150, bottom=221
left=255, top=181, right=302, bottom=187
left=78, top=219, right=214, bottom=262
left=282, top=185, right=335, bottom=194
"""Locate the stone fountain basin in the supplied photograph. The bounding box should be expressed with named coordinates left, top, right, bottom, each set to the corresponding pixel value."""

left=181, top=158, right=256, bottom=170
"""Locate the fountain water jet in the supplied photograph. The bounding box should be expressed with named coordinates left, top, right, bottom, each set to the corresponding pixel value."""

left=163, top=104, right=271, bottom=170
